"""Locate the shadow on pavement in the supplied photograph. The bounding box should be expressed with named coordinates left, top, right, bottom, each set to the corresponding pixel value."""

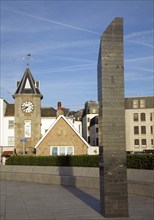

left=63, top=185, right=101, bottom=213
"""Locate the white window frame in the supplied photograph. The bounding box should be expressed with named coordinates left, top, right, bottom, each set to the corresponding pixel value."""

left=8, top=136, right=14, bottom=146
left=8, top=120, right=14, bottom=129
left=50, top=146, right=74, bottom=156
left=140, top=99, right=145, bottom=108
left=141, top=139, right=147, bottom=148
left=133, top=100, right=138, bottom=108
left=134, top=139, right=140, bottom=148
left=24, top=120, right=31, bottom=138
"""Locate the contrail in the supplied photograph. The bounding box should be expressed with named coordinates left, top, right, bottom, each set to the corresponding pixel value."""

left=5, top=8, right=101, bottom=35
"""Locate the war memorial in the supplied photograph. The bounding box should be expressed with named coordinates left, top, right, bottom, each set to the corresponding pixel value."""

left=98, top=17, right=128, bottom=217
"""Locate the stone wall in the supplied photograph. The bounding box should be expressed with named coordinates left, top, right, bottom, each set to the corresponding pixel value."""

left=0, top=166, right=153, bottom=198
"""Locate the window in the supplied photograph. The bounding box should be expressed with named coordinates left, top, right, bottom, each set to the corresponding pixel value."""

left=134, top=139, right=139, bottom=147
left=141, top=139, right=147, bottom=148
left=24, top=120, right=31, bottom=137
left=151, top=140, right=154, bottom=148
left=8, top=120, right=14, bottom=129
left=150, top=113, right=153, bottom=121
left=96, top=128, right=98, bottom=133
left=67, top=147, right=73, bottom=155
left=59, top=147, right=65, bottom=156
left=141, top=113, right=146, bottom=121
left=8, top=136, right=14, bottom=146
left=52, top=147, right=58, bottom=156
left=92, top=109, right=96, bottom=113
left=96, top=138, right=98, bottom=146
left=133, top=113, right=138, bottom=121
left=140, top=99, right=145, bottom=108
left=151, top=126, right=153, bottom=134
left=141, top=126, right=146, bottom=134
left=133, top=100, right=138, bottom=108
left=50, top=146, right=74, bottom=156
left=134, top=126, right=139, bottom=134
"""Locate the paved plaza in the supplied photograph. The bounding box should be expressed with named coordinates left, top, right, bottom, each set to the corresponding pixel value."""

left=0, top=180, right=153, bottom=220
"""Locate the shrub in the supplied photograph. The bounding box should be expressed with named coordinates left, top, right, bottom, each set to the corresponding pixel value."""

left=126, top=154, right=154, bottom=170
left=5, top=154, right=154, bottom=170
left=5, top=155, right=99, bottom=167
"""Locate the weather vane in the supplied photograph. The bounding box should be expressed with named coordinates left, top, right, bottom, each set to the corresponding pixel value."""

left=23, top=54, right=32, bottom=67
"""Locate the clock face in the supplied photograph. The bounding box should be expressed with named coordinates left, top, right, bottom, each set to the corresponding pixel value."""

left=21, top=101, right=34, bottom=113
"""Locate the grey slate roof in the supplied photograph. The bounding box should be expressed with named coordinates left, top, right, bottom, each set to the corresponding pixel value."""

left=41, top=107, right=56, bottom=117
left=125, top=96, right=154, bottom=109
left=13, top=67, right=43, bottom=98
left=4, top=104, right=56, bottom=117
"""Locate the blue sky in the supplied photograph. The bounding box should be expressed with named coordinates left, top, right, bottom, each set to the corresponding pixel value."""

left=1, top=0, right=153, bottom=110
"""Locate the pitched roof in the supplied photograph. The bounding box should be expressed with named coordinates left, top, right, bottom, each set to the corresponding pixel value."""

left=125, top=96, right=154, bottom=109
left=13, top=67, right=43, bottom=98
left=41, top=107, right=56, bottom=117
left=5, top=104, right=15, bottom=116
left=4, top=104, right=56, bottom=117
left=35, top=115, right=89, bottom=148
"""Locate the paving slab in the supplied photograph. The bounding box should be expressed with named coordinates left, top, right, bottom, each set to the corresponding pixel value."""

left=0, top=180, right=153, bottom=220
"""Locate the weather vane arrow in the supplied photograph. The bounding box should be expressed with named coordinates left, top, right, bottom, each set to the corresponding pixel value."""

left=23, top=54, right=32, bottom=67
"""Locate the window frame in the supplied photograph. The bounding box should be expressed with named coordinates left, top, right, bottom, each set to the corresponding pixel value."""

left=8, top=136, right=14, bottom=146
left=134, top=139, right=140, bottom=148
left=151, top=126, right=153, bottom=134
left=141, top=139, right=147, bottom=148
left=134, top=126, right=139, bottom=134
left=140, top=99, right=145, bottom=108
left=50, top=146, right=74, bottom=156
left=133, top=113, right=138, bottom=122
left=133, top=100, right=138, bottom=108
left=141, top=126, right=146, bottom=134
left=24, top=120, right=31, bottom=138
left=8, top=120, right=14, bottom=129
left=140, top=113, right=146, bottom=121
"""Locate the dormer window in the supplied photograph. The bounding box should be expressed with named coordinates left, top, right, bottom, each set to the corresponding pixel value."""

left=140, top=99, right=145, bottom=108
left=133, top=100, right=138, bottom=108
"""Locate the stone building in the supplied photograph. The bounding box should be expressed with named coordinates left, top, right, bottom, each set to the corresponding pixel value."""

left=125, top=96, right=154, bottom=153
left=82, top=101, right=98, bottom=143
left=35, top=115, right=88, bottom=156
left=0, top=67, right=84, bottom=159
left=82, top=97, right=154, bottom=154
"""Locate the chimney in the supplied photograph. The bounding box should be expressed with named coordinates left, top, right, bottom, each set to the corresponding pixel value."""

left=57, top=102, right=62, bottom=110
left=56, top=101, right=64, bottom=117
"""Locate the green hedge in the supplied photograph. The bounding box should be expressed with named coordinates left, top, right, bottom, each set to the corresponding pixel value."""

left=126, top=154, right=154, bottom=170
left=5, top=155, right=99, bottom=167
left=5, top=154, right=154, bottom=170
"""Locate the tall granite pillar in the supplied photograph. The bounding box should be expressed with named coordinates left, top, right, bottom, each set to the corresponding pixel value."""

left=97, top=17, right=129, bottom=217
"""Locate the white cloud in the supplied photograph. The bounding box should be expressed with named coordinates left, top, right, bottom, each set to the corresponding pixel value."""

left=125, top=56, right=153, bottom=62
left=4, top=8, right=101, bottom=35
left=125, top=29, right=154, bottom=48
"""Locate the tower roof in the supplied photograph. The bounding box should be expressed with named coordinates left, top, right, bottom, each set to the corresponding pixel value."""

left=13, top=67, right=43, bottom=99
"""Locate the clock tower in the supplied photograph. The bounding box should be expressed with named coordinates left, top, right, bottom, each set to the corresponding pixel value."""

left=13, top=66, right=43, bottom=155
